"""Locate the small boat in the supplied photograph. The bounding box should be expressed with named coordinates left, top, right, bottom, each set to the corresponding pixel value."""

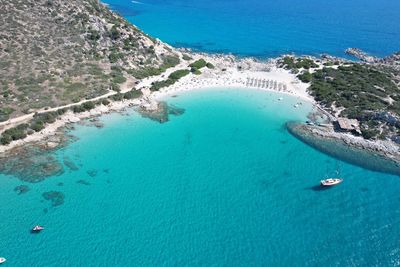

left=0, top=257, right=6, bottom=264
left=320, top=178, right=343, bottom=186
left=31, top=225, right=44, bottom=233
left=277, top=97, right=283, bottom=101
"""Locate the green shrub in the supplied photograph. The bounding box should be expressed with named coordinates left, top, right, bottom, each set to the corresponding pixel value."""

left=182, top=54, right=192, bottom=61
left=206, top=62, right=215, bottom=69
left=189, top=59, right=207, bottom=69
left=111, top=75, right=127, bottom=84
left=110, top=93, right=124, bottom=101
left=297, top=71, right=312, bottom=83
left=57, top=108, right=67, bottom=116
left=82, top=101, right=95, bottom=110
left=108, top=52, right=123, bottom=63
left=168, top=69, right=190, bottom=80
left=361, top=128, right=379, bottom=139
left=0, top=134, right=12, bottom=145
left=72, top=102, right=95, bottom=113
left=150, top=79, right=175, bottom=91
left=101, top=99, right=110, bottom=105
left=33, top=112, right=57, bottom=124
left=1, top=123, right=29, bottom=144
left=130, top=67, right=164, bottom=79
left=88, top=30, right=101, bottom=41
left=30, top=121, right=45, bottom=132
left=161, top=55, right=180, bottom=68
left=123, top=90, right=143, bottom=99
left=282, top=57, right=295, bottom=69
left=108, top=25, right=120, bottom=40
left=0, top=107, right=15, bottom=122
left=110, top=83, right=120, bottom=92
left=73, top=105, right=85, bottom=113
left=282, top=57, right=318, bottom=70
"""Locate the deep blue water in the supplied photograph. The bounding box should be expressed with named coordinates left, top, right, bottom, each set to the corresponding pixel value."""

left=103, top=0, right=400, bottom=58
left=0, top=89, right=400, bottom=266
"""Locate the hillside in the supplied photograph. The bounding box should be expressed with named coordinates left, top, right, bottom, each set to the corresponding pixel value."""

left=0, top=0, right=180, bottom=121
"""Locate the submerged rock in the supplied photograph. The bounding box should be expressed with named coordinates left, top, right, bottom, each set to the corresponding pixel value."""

left=137, top=101, right=185, bottom=123
left=42, top=191, right=65, bottom=206
left=87, top=170, right=98, bottom=177
left=0, top=146, right=64, bottom=183
left=81, top=118, right=105, bottom=128
left=77, top=179, right=91, bottom=185
left=14, top=185, right=30, bottom=195
left=168, top=104, right=185, bottom=116
left=63, top=156, right=79, bottom=171
left=0, top=128, right=77, bottom=182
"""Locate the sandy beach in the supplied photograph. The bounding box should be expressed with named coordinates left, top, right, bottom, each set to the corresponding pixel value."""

left=150, top=53, right=313, bottom=102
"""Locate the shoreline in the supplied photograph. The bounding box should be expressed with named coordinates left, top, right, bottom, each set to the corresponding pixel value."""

left=0, top=52, right=313, bottom=153
left=0, top=51, right=399, bottom=170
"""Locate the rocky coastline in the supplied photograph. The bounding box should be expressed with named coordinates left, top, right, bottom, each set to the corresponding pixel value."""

left=287, top=122, right=400, bottom=176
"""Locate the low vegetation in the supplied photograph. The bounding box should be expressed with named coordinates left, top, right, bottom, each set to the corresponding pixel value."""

left=0, top=107, right=15, bottom=122
left=182, top=54, right=192, bottom=61
left=283, top=56, right=319, bottom=69
left=151, top=69, right=190, bottom=91
left=293, top=59, right=400, bottom=140
left=306, top=64, right=399, bottom=118
left=129, top=55, right=180, bottom=79
left=280, top=56, right=319, bottom=74
left=189, top=59, right=208, bottom=69
left=188, top=59, right=214, bottom=75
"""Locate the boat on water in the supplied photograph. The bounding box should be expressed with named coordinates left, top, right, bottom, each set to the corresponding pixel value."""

left=0, top=257, right=6, bottom=264
left=320, top=178, right=343, bottom=186
left=31, top=225, right=44, bottom=233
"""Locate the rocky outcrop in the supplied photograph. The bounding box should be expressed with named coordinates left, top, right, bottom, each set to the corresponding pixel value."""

left=345, top=48, right=379, bottom=63
left=286, top=122, right=400, bottom=176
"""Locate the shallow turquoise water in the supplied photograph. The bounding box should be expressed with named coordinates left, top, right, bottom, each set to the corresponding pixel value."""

left=1, top=89, right=399, bottom=266
left=103, top=0, right=400, bottom=57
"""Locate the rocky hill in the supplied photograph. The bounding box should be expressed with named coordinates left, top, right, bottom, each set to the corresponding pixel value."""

left=0, top=0, right=180, bottom=121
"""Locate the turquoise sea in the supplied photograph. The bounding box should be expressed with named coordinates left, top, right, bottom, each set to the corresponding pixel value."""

left=103, top=0, right=400, bottom=58
left=1, top=89, right=400, bottom=266
left=2, top=0, right=400, bottom=265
